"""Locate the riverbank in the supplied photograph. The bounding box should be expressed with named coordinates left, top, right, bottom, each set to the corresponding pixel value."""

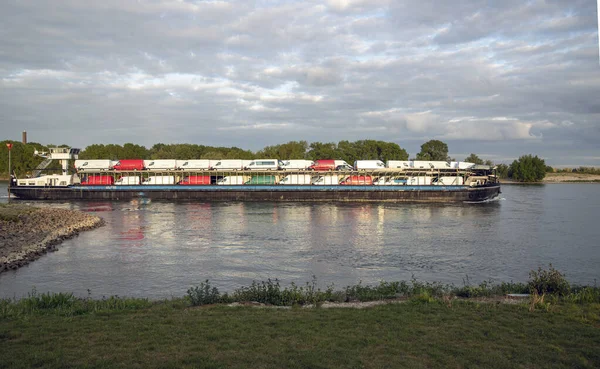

left=500, top=172, right=600, bottom=184
left=1, top=296, right=598, bottom=368
left=0, top=204, right=104, bottom=273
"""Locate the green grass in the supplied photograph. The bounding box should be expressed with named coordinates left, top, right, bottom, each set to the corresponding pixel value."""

left=0, top=203, right=37, bottom=222
left=0, top=300, right=599, bottom=369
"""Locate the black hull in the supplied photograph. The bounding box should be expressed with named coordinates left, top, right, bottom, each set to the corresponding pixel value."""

left=9, top=185, right=501, bottom=203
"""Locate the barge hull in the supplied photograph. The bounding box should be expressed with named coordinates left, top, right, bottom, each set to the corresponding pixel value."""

left=9, top=185, right=501, bottom=203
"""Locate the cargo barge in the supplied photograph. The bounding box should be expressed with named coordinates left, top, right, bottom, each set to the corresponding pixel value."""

left=8, top=148, right=501, bottom=203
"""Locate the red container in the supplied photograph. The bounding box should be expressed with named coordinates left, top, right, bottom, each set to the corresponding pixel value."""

left=309, top=159, right=336, bottom=171
left=340, top=175, right=373, bottom=185
left=179, top=175, right=211, bottom=185
left=113, top=159, right=145, bottom=171
left=81, top=175, right=115, bottom=185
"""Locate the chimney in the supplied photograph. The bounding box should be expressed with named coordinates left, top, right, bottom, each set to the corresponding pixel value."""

left=22, top=131, right=27, bottom=144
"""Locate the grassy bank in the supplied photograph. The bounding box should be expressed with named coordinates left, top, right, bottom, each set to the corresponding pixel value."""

left=1, top=267, right=600, bottom=368
left=1, top=300, right=599, bottom=369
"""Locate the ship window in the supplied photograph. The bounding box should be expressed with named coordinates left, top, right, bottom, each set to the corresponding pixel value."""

left=60, top=181, right=67, bottom=186
left=28, top=182, right=35, bottom=186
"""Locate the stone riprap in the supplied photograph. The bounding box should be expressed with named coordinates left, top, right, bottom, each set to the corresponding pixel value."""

left=0, top=205, right=104, bottom=273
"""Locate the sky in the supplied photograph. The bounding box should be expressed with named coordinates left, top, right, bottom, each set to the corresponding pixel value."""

left=0, top=0, right=599, bottom=166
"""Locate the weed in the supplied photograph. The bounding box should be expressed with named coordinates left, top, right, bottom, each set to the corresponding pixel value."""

left=528, top=264, right=570, bottom=296
left=187, top=280, right=221, bottom=306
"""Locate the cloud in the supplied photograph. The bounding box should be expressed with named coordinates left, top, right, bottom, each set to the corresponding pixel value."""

left=0, top=0, right=598, bottom=165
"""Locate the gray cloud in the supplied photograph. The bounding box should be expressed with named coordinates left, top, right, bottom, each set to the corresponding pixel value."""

left=0, top=0, right=598, bottom=165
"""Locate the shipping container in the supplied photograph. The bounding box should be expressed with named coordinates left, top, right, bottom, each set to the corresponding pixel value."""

left=386, top=160, right=412, bottom=169
left=81, top=175, right=115, bottom=185
left=74, top=160, right=113, bottom=172
left=281, top=160, right=314, bottom=170
left=279, top=174, right=313, bottom=185
left=115, top=176, right=140, bottom=185
left=176, top=160, right=212, bottom=171
left=113, top=159, right=145, bottom=171
left=432, top=176, right=464, bottom=185
left=340, top=175, right=373, bottom=185
left=143, top=160, right=177, bottom=171
left=244, top=159, right=281, bottom=171
left=311, top=175, right=340, bottom=185
left=216, top=176, right=246, bottom=185
left=354, top=160, right=385, bottom=170
left=142, top=176, right=175, bottom=185
left=245, top=175, right=278, bottom=185
left=211, top=160, right=244, bottom=171
left=179, top=175, right=212, bottom=185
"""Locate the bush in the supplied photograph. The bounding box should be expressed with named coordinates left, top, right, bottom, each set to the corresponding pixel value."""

left=528, top=265, right=570, bottom=296
left=509, top=154, right=547, bottom=182
left=187, top=280, right=221, bottom=306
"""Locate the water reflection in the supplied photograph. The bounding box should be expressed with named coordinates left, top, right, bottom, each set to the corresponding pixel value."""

left=1, top=185, right=599, bottom=299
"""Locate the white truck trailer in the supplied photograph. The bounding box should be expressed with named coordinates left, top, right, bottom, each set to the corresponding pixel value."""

left=211, top=160, right=248, bottom=171
left=142, top=176, right=176, bottom=185
left=311, top=175, right=340, bottom=185
left=279, top=174, right=313, bottom=185
left=216, top=175, right=246, bottom=185
left=74, top=160, right=113, bottom=172
left=386, top=161, right=412, bottom=169
left=176, top=160, right=212, bottom=171
left=115, top=176, right=141, bottom=185
left=143, top=160, right=177, bottom=171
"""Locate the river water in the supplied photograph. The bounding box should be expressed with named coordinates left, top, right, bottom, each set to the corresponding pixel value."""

left=1, top=183, right=599, bottom=299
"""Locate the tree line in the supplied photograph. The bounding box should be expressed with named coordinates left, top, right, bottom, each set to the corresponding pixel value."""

left=0, top=139, right=552, bottom=182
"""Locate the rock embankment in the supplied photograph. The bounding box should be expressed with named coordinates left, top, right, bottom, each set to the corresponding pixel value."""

left=0, top=205, right=104, bottom=273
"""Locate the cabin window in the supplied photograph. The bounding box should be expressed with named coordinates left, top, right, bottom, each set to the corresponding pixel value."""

left=28, top=182, right=35, bottom=186
left=60, top=181, right=67, bottom=186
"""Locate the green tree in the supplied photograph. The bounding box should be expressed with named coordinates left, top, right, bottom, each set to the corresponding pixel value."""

left=464, top=153, right=484, bottom=165
left=256, top=141, right=308, bottom=159
left=416, top=140, right=449, bottom=161
left=509, top=155, right=546, bottom=182
left=496, top=164, right=509, bottom=179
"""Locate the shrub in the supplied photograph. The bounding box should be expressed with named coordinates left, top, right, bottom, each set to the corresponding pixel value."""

left=528, top=265, right=570, bottom=296
left=187, top=280, right=221, bottom=306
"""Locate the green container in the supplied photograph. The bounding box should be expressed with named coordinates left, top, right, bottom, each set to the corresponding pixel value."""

left=245, top=175, right=278, bottom=185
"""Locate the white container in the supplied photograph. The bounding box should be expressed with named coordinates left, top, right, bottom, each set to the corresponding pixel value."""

left=432, top=176, right=464, bottom=185
left=354, top=160, right=385, bottom=170
left=115, top=176, right=140, bottom=185
left=407, top=176, right=433, bottom=185
left=211, top=160, right=244, bottom=171
left=458, top=162, right=476, bottom=169
left=142, top=176, right=176, bottom=185
left=429, top=161, right=454, bottom=169
left=143, top=160, right=177, bottom=171
left=244, top=159, right=280, bottom=170
left=281, top=160, right=314, bottom=170
left=412, top=161, right=430, bottom=169
left=279, top=174, right=313, bottom=185
left=74, top=160, right=113, bottom=172
left=217, top=175, right=246, bottom=185
left=311, top=175, right=340, bottom=185
left=176, top=160, right=211, bottom=171
left=386, top=161, right=412, bottom=169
